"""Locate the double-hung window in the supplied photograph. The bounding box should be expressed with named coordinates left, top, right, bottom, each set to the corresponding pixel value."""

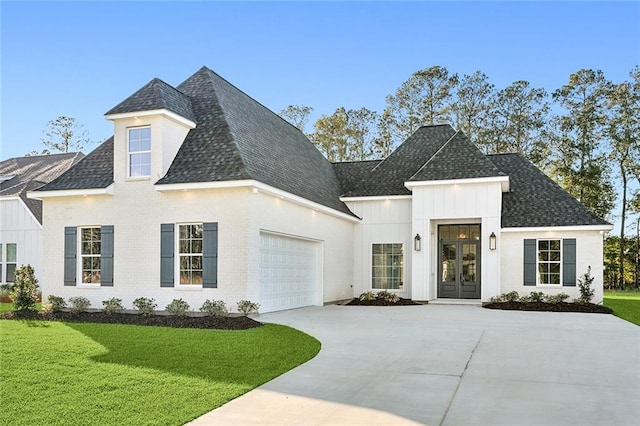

left=372, top=243, right=404, bottom=290
left=1, top=243, right=17, bottom=283
left=537, top=239, right=561, bottom=285
left=80, top=227, right=101, bottom=284
left=178, top=224, right=203, bottom=285
left=128, top=127, right=151, bottom=178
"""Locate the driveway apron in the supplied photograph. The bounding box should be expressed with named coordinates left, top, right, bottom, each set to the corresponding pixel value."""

left=189, top=305, right=640, bottom=425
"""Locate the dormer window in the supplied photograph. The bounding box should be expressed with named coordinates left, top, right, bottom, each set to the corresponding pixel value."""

left=128, top=127, right=151, bottom=178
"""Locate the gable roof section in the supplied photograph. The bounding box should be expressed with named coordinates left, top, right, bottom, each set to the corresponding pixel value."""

left=156, top=67, right=353, bottom=216
left=409, top=132, right=505, bottom=182
left=342, top=125, right=457, bottom=197
left=105, top=78, right=196, bottom=123
left=489, top=153, right=610, bottom=227
left=0, top=152, right=84, bottom=223
left=37, top=138, right=114, bottom=191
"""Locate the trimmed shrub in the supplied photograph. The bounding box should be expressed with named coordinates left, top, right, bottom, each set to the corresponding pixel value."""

left=102, top=298, right=124, bottom=314
left=237, top=300, right=260, bottom=316
left=528, top=291, right=545, bottom=303
left=47, top=295, right=66, bottom=312
left=200, top=299, right=228, bottom=318
left=133, top=297, right=157, bottom=316
left=578, top=266, right=595, bottom=303
left=68, top=296, right=91, bottom=313
left=503, top=291, right=520, bottom=302
left=544, top=293, right=570, bottom=304
left=358, top=291, right=376, bottom=301
left=166, top=299, right=190, bottom=317
left=10, top=265, right=39, bottom=310
left=376, top=290, right=400, bottom=304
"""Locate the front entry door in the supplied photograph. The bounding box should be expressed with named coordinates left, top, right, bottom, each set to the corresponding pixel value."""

left=438, top=225, right=481, bottom=299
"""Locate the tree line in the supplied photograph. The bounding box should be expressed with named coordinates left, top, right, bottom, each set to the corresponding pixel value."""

left=280, top=66, right=640, bottom=289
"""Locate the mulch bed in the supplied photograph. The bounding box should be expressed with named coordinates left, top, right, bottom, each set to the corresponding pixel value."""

left=345, top=298, right=423, bottom=306
left=483, top=301, right=612, bottom=314
left=0, top=310, right=262, bottom=330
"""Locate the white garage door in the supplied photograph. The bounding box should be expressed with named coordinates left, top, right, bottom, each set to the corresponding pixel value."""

left=260, top=232, right=320, bottom=313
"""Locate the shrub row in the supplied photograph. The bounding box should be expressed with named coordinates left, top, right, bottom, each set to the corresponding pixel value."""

left=43, top=295, right=260, bottom=317
left=359, top=290, right=400, bottom=304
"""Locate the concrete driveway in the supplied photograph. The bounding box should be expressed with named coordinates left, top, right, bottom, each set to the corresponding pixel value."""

left=190, top=305, right=640, bottom=425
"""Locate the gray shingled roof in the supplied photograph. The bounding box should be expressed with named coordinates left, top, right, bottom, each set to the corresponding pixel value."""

left=409, top=132, right=505, bottom=182
left=39, top=67, right=354, bottom=217
left=0, top=152, right=84, bottom=223
left=37, top=138, right=114, bottom=191
left=332, top=160, right=382, bottom=195
left=105, top=78, right=196, bottom=123
left=342, top=125, right=457, bottom=197
left=488, top=153, right=610, bottom=227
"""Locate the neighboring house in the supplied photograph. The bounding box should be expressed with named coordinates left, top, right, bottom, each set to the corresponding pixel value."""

left=0, top=153, right=83, bottom=285
left=30, top=67, right=612, bottom=313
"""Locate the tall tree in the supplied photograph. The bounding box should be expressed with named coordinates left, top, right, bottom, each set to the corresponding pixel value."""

left=310, top=107, right=378, bottom=162
left=478, top=80, right=550, bottom=165
left=379, top=66, right=458, bottom=149
left=278, top=105, right=313, bottom=134
left=451, top=71, right=495, bottom=144
left=606, top=67, right=640, bottom=288
left=550, top=69, right=616, bottom=219
left=41, top=116, right=91, bottom=153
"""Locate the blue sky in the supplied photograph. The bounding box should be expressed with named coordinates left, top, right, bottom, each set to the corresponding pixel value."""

left=1, top=1, right=638, bottom=161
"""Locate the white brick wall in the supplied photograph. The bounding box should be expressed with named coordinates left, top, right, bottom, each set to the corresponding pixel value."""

left=500, top=230, right=606, bottom=304
left=41, top=184, right=251, bottom=312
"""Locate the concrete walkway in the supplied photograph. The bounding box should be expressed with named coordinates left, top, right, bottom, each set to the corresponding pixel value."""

left=189, top=305, right=640, bottom=425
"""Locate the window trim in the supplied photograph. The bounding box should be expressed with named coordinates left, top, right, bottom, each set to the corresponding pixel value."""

left=536, top=238, right=562, bottom=287
left=127, top=126, right=151, bottom=180
left=370, top=242, right=405, bottom=292
left=2, top=243, right=17, bottom=284
left=78, top=226, right=101, bottom=286
left=176, top=223, right=204, bottom=288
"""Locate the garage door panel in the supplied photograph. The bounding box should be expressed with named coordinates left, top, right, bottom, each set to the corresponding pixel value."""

left=260, top=232, right=319, bottom=313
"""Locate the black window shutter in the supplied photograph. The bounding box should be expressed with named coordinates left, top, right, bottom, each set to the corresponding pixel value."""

left=523, top=239, right=536, bottom=286
left=202, top=222, right=218, bottom=288
left=160, top=224, right=175, bottom=287
left=101, top=226, right=114, bottom=286
left=64, top=227, right=77, bottom=286
left=563, top=239, right=577, bottom=286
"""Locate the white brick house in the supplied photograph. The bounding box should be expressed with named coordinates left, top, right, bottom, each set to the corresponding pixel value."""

left=30, top=67, right=612, bottom=313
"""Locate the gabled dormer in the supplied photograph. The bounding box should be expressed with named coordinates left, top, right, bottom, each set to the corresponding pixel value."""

left=104, top=78, right=196, bottom=184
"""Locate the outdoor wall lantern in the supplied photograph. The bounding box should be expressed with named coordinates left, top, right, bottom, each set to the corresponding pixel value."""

left=489, top=232, right=497, bottom=251
left=414, top=233, right=422, bottom=251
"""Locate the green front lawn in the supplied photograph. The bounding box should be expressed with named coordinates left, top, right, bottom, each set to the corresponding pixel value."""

left=0, top=320, right=320, bottom=425
left=604, top=290, right=640, bottom=326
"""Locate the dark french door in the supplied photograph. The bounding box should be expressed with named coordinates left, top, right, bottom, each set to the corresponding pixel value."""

left=438, top=225, right=481, bottom=299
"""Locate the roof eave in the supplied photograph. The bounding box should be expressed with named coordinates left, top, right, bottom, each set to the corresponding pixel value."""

left=501, top=224, right=613, bottom=233
left=27, top=184, right=115, bottom=200
left=155, top=180, right=360, bottom=223
left=105, top=109, right=196, bottom=129
left=405, top=176, right=510, bottom=192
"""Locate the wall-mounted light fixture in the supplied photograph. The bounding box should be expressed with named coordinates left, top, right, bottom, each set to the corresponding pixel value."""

left=414, top=234, right=422, bottom=251
left=489, top=232, right=497, bottom=251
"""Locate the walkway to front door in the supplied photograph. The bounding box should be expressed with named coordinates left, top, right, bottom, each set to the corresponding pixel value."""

left=438, top=224, right=481, bottom=299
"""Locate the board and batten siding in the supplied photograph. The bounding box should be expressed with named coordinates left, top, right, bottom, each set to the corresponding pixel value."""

left=344, top=198, right=412, bottom=298
left=0, top=198, right=43, bottom=282
left=410, top=181, right=503, bottom=301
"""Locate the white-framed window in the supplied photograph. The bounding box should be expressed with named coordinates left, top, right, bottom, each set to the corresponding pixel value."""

left=372, top=243, right=404, bottom=290
left=178, top=223, right=203, bottom=285
left=80, top=227, right=101, bottom=284
left=537, top=239, right=561, bottom=285
left=128, top=126, right=151, bottom=178
left=1, top=243, right=17, bottom=283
